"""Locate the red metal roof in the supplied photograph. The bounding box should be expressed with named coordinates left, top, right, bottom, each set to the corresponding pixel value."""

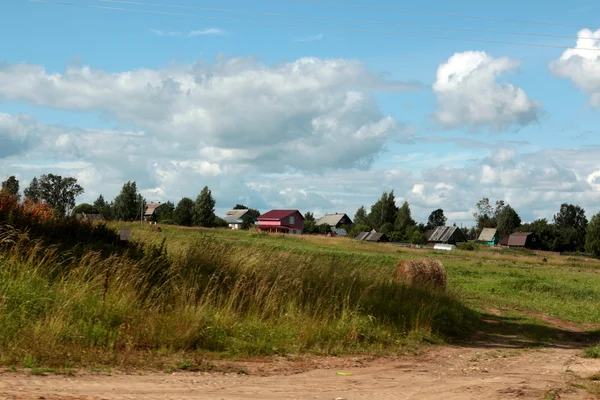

left=257, top=210, right=302, bottom=220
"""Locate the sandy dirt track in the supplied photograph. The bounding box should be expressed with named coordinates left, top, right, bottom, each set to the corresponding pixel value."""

left=1, top=344, right=599, bottom=400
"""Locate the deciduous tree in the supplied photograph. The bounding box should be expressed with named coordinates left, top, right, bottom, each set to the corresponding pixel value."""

left=193, top=186, right=216, bottom=227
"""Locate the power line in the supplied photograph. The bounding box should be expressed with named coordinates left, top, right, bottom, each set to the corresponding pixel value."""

left=28, top=0, right=600, bottom=52
left=95, top=0, right=595, bottom=41
left=288, top=0, right=596, bottom=30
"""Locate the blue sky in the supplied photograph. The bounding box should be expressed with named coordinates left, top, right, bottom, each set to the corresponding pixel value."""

left=1, top=0, right=599, bottom=225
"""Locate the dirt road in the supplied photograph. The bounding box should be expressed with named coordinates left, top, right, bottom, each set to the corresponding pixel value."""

left=1, top=344, right=599, bottom=400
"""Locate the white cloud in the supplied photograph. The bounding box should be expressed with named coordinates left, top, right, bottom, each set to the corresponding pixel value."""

left=189, top=28, right=227, bottom=37
left=293, top=33, right=324, bottom=43
left=433, top=51, right=542, bottom=130
left=0, top=113, right=37, bottom=158
left=0, top=57, right=420, bottom=173
left=550, top=29, right=600, bottom=109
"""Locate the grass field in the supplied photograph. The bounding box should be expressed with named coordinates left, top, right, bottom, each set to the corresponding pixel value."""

left=1, top=222, right=600, bottom=371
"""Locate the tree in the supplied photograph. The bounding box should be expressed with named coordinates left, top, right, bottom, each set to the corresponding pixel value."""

left=93, top=194, right=112, bottom=220
left=515, top=219, right=555, bottom=251
left=1, top=176, right=19, bottom=196
left=36, top=174, right=84, bottom=217
left=473, top=198, right=505, bottom=229
left=233, top=204, right=261, bottom=220
left=304, top=211, right=315, bottom=222
left=173, top=197, right=194, bottom=226
left=370, top=191, right=398, bottom=230
left=585, top=212, right=600, bottom=256
left=496, top=204, right=522, bottom=236
left=113, top=181, right=143, bottom=221
left=193, top=186, right=216, bottom=227
left=553, top=204, right=588, bottom=252
left=93, top=194, right=107, bottom=208
left=427, top=209, right=447, bottom=228
left=72, top=203, right=99, bottom=215
left=23, top=177, right=41, bottom=203
left=354, top=206, right=369, bottom=226
left=395, top=201, right=416, bottom=233
left=155, top=201, right=175, bottom=222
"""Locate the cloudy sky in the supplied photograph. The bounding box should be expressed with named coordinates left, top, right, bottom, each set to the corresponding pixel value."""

left=2, top=0, right=599, bottom=225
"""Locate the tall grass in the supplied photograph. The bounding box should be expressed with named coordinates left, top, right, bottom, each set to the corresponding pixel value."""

left=0, top=223, right=477, bottom=368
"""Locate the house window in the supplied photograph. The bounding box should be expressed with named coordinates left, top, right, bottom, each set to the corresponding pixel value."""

left=290, top=215, right=295, bottom=225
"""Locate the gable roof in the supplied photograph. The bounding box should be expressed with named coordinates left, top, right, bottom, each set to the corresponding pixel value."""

left=508, top=232, right=534, bottom=247
left=355, top=231, right=370, bottom=241
left=224, top=209, right=250, bottom=223
left=75, top=213, right=105, bottom=221
left=428, top=226, right=464, bottom=242
left=355, top=229, right=387, bottom=242
left=315, top=213, right=352, bottom=226
left=258, top=210, right=303, bottom=221
left=144, top=203, right=163, bottom=216
left=331, top=228, right=348, bottom=237
left=478, top=228, right=498, bottom=242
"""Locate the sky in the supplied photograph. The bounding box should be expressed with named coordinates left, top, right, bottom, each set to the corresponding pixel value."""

left=1, top=0, right=599, bottom=225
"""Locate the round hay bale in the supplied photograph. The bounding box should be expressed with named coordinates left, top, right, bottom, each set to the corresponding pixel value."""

left=395, top=260, right=446, bottom=292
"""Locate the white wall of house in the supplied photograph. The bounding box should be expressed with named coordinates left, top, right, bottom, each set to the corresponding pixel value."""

left=229, top=223, right=242, bottom=230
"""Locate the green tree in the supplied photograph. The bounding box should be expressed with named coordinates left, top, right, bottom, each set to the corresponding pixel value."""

left=516, top=219, right=557, bottom=251
left=553, top=204, right=588, bottom=252
left=304, top=220, right=317, bottom=234
left=395, top=201, right=416, bottom=233
left=173, top=197, right=194, bottom=226
left=72, top=203, right=100, bottom=215
left=113, top=181, right=143, bottom=221
left=427, top=209, right=447, bottom=228
left=585, top=212, right=600, bottom=256
left=473, top=198, right=505, bottom=229
left=304, top=211, right=315, bottom=222
left=370, top=191, right=398, bottom=230
left=1, top=176, right=19, bottom=196
left=354, top=206, right=369, bottom=226
left=156, top=201, right=175, bottom=222
left=93, top=194, right=112, bottom=220
left=496, top=204, right=522, bottom=236
left=193, top=186, right=216, bottom=227
left=23, top=177, right=41, bottom=202
left=37, top=174, right=84, bottom=217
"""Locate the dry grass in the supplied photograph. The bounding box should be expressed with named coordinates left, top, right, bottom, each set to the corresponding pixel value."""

left=0, top=224, right=477, bottom=368
left=395, top=260, right=446, bottom=291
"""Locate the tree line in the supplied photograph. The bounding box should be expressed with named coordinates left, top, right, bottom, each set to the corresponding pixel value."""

left=3, top=175, right=600, bottom=255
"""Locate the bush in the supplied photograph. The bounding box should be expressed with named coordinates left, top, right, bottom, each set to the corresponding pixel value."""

left=457, top=242, right=479, bottom=251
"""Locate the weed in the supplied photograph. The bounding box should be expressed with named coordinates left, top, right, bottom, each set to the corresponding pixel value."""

left=584, top=344, right=600, bottom=359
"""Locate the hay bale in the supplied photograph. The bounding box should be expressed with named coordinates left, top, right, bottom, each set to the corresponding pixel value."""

left=395, top=260, right=446, bottom=291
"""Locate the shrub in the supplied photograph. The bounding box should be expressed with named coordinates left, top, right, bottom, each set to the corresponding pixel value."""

left=457, top=242, right=479, bottom=251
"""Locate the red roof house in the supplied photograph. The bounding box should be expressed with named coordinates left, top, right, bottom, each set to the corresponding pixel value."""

left=257, top=210, right=304, bottom=234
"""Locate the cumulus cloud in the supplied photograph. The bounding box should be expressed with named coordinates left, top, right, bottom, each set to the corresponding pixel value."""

left=0, top=57, right=420, bottom=172
left=0, top=113, right=38, bottom=158
left=550, top=29, right=600, bottom=109
left=433, top=51, right=542, bottom=130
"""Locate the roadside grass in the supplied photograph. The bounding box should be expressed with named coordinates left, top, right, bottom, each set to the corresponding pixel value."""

left=3, top=220, right=600, bottom=370
left=0, top=223, right=477, bottom=368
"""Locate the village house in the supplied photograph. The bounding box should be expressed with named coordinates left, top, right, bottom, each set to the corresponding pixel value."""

left=144, top=202, right=165, bottom=222
left=315, top=213, right=353, bottom=228
left=257, top=210, right=304, bottom=234
left=506, top=232, right=541, bottom=249
left=427, top=226, right=467, bottom=245
left=223, top=209, right=254, bottom=230
left=478, top=228, right=500, bottom=246
left=355, top=229, right=389, bottom=243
